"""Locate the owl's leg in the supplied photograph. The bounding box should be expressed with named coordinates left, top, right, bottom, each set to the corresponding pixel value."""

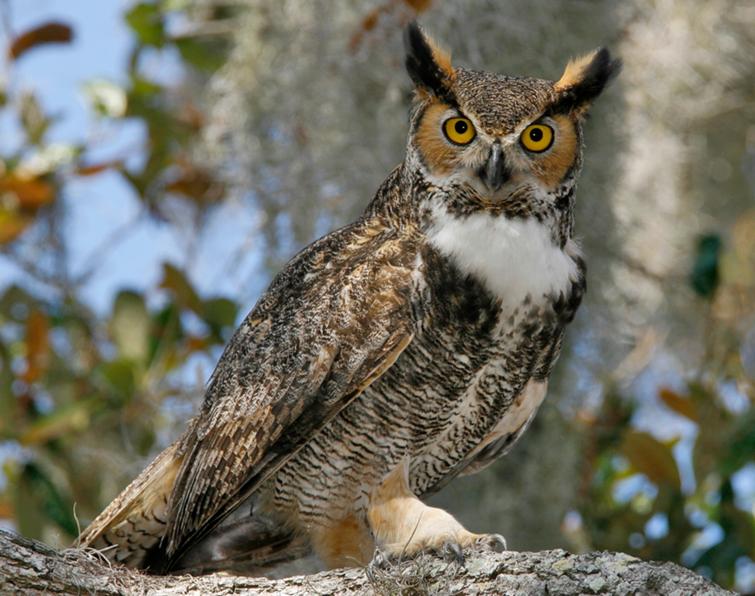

left=310, top=512, right=375, bottom=569
left=366, top=459, right=506, bottom=561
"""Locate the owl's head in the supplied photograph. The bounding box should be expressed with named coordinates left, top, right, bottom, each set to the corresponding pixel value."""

left=403, top=23, right=620, bottom=223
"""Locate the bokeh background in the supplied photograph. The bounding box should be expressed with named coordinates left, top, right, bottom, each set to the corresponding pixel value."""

left=0, top=0, right=753, bottom=591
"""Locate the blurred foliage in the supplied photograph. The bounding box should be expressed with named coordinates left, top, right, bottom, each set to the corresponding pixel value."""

left=575, top=381, right=754, bottom=589
left=690, top=234, right=722, bottom=299
left=0, top=0, right=237, bottom=546
left=0, top=0, right=752, bottom=591
left=571, top=216, right=755, bottom=589
left=0, top=0, right=229, bottom=247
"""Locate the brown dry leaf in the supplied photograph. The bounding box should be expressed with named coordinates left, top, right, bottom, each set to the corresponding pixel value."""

left=0, top=499, right=13, bottom=519
left=404, top=0, right=433, bottom=12
left=178, top=102, right=205, bottom=130
left=76, top=161, right=122, bottom=177
left=362, top=9, right=380, bottom=31
left=349, top=0, right=432, bottom=53
left=0, top=211, right=31, bottom=244
left=9, top=22, right=73, bottom=61
left=621, top=430, right=681, bottom=491
left=0, top=174, right=55, bottom=209
left=659, top=387, right=698, bottom=422
left=166, top=161, right=224, bottom=203
left=348, top=2, right=392, bottom=52
left=186, top=335, right=209, bottom=351
left=23, top=310, right=50, bottom=383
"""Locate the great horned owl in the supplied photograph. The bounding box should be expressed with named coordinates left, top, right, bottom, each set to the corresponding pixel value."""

left=78, top=23, right=619, bottom=574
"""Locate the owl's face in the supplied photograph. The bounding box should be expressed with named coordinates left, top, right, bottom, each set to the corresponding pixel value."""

left=404, top=24, right=619, bottom=225
left=411, top=75, right=579, bottom=201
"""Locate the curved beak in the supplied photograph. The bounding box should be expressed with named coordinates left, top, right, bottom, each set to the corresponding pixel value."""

left=481, top=142, right=509, bottom=192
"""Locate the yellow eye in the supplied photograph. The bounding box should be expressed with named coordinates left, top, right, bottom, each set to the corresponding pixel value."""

left=443, top=117, right=476, bottom=145
left=520, top=123, right=554, bottom=153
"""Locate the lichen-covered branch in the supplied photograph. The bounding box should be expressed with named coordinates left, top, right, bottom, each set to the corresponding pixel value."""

left=0, top=530, right=731, bottom=595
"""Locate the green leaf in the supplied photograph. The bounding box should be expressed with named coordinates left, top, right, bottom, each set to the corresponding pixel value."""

left=0, top=341, right=14, bottom=435
left=148, top=302, right=183, bottom=366
left=9, top=463, right=41, bottom=538
left=19, top=400, right=94, bottom=445
left=621, top=430, right=681, bottom=491
left=162, top=0, right=191, bottom=10
left=133, top=425, right=156, bottom=456
left=111, top=290, right=150, bottom=362
left=130, top=75, right=163, bottom=100
left=202, top=297, right=238, bottom=335
left=61, top=315, right=95, bottom=369
left=125, top=2, right=165, bottom=47
left=99, top=359, right=137, bottom=404
left=0, top=284, right=40, bottom=322
left=689, top=383, right=729, bottom=482
left=16, top=462, right=77, bottom=537
left=19, top=91, right=50, bottom=146
left=721, top=409, right=755, bottom=476
left=690, top=233, right=722, bottom=298
left=175, top=38, right=225, bottom=72
left=160, top=263, right=202, bottom=313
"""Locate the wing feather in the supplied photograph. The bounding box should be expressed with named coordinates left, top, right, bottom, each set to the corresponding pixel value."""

left=77, top=440, right=182, bottom=549
left=162, top=222, right=417, bottom=566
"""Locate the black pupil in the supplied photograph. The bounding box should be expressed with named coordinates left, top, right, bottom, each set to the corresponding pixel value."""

left=529, top=127, right=543, bottom=142
left=454, top=120, right=468, bottom=135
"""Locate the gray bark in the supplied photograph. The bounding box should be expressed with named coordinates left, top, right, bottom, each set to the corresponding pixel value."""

left=0, top=529, right=731, bottom=595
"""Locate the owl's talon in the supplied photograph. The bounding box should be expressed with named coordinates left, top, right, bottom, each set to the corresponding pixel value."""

left=369, top=548, right=391, bottom=569
left=476, top=533, right=507, bottom=552
left=440, top=540, right=465, bottom=563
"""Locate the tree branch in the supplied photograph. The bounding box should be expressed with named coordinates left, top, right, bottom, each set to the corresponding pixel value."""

left=0, top=529, right=732, bottom=595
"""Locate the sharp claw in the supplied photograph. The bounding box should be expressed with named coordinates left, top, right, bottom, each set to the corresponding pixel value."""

left=477, top=533, right=507, bottom=552
left=440, top=540, right=465, bottom=563
left=370, top=548, right=390, bottom=569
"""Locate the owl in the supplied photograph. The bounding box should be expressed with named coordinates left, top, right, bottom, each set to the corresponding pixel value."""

left=78, top=23, right=619, bottom=574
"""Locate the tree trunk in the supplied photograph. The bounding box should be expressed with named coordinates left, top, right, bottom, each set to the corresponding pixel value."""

left=0, top=530, right=731, bottom=595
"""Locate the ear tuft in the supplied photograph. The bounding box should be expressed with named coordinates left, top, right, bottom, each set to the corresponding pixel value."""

left=552, top=48, right=621, bottom=115
left=404, top=21, right=456, bottom=104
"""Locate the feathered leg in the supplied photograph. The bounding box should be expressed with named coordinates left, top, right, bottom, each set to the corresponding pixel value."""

left=367, top=459, right=506, bottom=561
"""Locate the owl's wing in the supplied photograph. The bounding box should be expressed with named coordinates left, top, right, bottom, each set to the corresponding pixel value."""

left=163, top=222, right=416, bottom=567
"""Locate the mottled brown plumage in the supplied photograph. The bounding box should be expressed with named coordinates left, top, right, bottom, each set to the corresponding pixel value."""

left=78, top=22, right=619, bottom=574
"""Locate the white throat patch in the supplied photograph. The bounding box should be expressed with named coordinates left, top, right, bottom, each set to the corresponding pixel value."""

left=427, top=206, right=580, bottom=308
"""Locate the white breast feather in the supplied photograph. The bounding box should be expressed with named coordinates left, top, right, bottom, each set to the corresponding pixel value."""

left=428, top=206, right=580, bottom=308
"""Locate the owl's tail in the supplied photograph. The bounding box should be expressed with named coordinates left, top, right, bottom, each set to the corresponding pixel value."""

left=77, top=440, right=307, bottom=575
left=76, top=441, right=183, bottom=570
left=168, top=515, right=309, bottom=575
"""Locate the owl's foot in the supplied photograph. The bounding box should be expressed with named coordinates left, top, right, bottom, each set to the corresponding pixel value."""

left=367, top=460, right=506, bottom=564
